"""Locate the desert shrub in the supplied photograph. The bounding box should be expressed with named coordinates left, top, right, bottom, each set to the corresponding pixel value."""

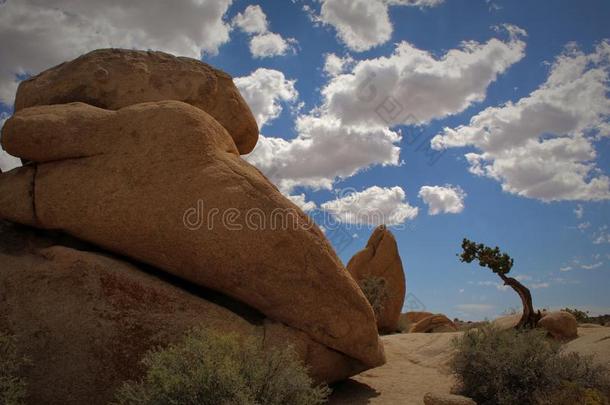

left=397, top=316, right=411, bottom=333
left=562, top=307, right=592, bottom=323
left=0, top=332, right=28, bottom=405
left=359, top=276, right=389, bottom=318
left=113, top=328, right=330, bottom=405
left=451, top=326, right=610, bottom=405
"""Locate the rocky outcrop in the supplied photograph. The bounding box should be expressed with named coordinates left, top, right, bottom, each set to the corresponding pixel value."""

left=538, top=311, right=578, bottom=340
left=0, top=48, right=385, bottom=392
left=347, top=225, right=406, bottom=333
left=404, top=311, right=435, bottom=324
left=409, top=314, right=457, bottom=333
left=14, top=49, right=258, bottom=154
left=0, top=223, right=366, bottom=405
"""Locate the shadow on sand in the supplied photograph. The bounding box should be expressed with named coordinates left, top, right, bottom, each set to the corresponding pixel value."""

left=329, top=379, right=380, bottom=404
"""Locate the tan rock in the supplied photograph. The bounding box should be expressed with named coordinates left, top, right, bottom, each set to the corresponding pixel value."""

left=0, top=101, right=384, bottom=368
left=404, top=311, right=435, bottom=324
left=566, top=326, right=610, bottom=369
left=538, top=311, right=578, bottom=340
left=347, top=225, right=406, bottom=333
left=491, top=313, right=522, bottom=330
left=14, top=48, right=258, bottom=154
left=423, top=392, right=477, bottom=405
left=0, top=224, right=367, bottom=405
left=410, top=314, right=457, bottom=333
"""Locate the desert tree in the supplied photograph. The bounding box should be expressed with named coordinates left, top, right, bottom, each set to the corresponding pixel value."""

left=458, top=238, right=541, bottom=329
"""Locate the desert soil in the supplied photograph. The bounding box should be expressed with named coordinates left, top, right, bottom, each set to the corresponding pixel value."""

left=330, top=326, right=610, bottom=405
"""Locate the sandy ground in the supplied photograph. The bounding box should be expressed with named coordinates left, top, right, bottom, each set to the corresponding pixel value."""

left=329, top=326, right=610, bottom=405
left=329, top=332, right=460, bottom=405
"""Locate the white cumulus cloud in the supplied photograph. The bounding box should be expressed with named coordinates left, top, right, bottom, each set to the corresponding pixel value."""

left=0, top=0, right=234, bottom=106
left=317, top=0, right=443, bottom=52
left=323, top=52, right=354, bottom=77
left=232, top=4, right=268, bottom=34
left=246, top=29, right=524, bottom=193
left=234, top=68, right=298, bottom=129
left=0, top=112, right=21, bottom=172
left=287, top=194, right=317, bottom=212
left=233, top=4, right=296, bottom=58
left=249, top=32, right=296, bottom=58
left=245, top=115, right=401, bottom=193
left=322, top=28, right=526, bottom=127
left=321, top=186, right=418, bottom=226
left=432, top=41, right=610, bottom=202
left=418, top=185, right=466, bottom=215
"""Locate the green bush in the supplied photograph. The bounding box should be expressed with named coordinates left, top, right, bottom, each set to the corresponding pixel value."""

left=113, top=328, right=330, bottom=405
left=451, top=327, right=610, bottom=405
left=562, top=307, right=592, bottom=323
left=359, top=276, right=389, bottom=319
left=0, top=332, right=28, bottom=405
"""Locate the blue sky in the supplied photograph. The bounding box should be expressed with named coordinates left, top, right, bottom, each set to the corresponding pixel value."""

left=1, top=0, right=609, bottom=320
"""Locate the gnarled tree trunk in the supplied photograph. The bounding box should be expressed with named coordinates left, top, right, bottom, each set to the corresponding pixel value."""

left=499, top=273, right=541, bottom=329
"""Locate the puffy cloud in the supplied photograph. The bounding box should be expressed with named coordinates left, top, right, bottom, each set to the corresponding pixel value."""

left=418, top=185, right=466, bottom=215
left=0, top=112, right=21, bottom=172
left=323, top=53, right=354, bottom=77
left=322, top=29, right=526, bottom=127
left=232, top=4, right=267, bottom=34
left=245, top=115, right=401, bottom=192
left=234, top=68, right=298, bottom=128
left=247, top=30, right=523, bottom=193
left=249, top=32, right=296, bottom=58
left=317, top=0, right=443, bottom=52
left=287, top=194, right=317, bottom=212
left=432, top=41, right=610, bottom=202
left=0, top=0, right=233, bottom=106
left=233, top=4, right=296, bottom=58
left=320, top=186, right=418, bottom=226
left=574, top=204, right=584, bottom=219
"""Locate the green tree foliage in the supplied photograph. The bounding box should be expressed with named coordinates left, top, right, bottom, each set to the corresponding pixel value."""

left=459, top=238, right=540, bottom=328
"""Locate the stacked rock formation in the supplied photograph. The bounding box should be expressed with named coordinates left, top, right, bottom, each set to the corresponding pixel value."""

left=0, top=49, right=384, bottom=404
left=347, top=225, right=406, bottom=333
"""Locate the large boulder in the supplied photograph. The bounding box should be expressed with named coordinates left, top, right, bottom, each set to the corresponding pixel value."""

left=410, top=314, right=457, bottom=333
left=14, top=49, right=259, bottom=154
left=0, top=223, right=366, bottom=405
left=0, top=55, right=384, bottom=370
left=347, top=225, right=406, bottom=333
left=538, top=311, right=578, bottom=340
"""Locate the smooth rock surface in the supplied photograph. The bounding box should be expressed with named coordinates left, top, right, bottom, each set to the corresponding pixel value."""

left=347, top=225, right=406, bottom=333
left=0, top=223, right=367, bottom=405
left=538, top=311, right=578, bottom=340
left=0, top=101, right=384, bottom=368
left=14, top=48, right=259, bottom=154
left=410, top=314, right=457, bottom=333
